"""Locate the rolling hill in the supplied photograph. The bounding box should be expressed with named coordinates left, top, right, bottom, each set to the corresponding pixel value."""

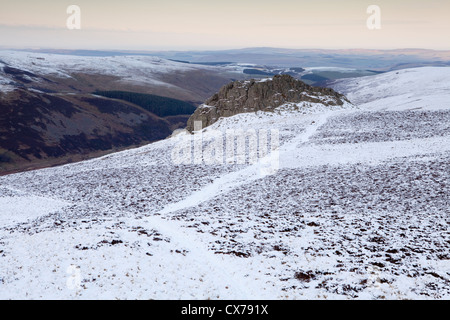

left=0, top=67, right=448, bottom=299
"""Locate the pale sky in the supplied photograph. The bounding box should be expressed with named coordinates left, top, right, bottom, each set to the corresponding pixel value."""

left=0, top=0, right=449, bottom=50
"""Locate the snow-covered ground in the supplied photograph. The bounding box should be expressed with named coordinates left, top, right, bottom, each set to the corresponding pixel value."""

left=331, top=67, right=450, bottom=111
left=0, top=67, right=449, bottom=299
left=0, top=74, right=14, bottom=93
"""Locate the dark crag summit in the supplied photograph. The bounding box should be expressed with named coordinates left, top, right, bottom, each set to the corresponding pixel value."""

left=186, top=74, right=350, bottom=132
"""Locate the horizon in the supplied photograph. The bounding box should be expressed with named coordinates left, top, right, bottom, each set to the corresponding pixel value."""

left=2, top=46, right=450, bottom=54
left=1, top=0, right=449, bottom=51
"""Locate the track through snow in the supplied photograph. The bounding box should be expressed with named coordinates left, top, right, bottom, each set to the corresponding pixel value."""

left=159, top=111, right=333, bottom=215
left=146, top=111, right=335, bottom=298
left=143, top=216, right=263, bottom=299
left=142, top=111, right=335, bottom=299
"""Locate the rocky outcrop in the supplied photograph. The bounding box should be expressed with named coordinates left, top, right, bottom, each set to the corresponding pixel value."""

left=186, top=74, right=350, bottom=132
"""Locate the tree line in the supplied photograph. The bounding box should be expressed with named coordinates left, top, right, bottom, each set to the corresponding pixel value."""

left=94, top=91, right=197, bottom=117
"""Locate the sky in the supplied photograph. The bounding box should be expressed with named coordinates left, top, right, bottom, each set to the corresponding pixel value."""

left=0, top=0, right=449, bottom=50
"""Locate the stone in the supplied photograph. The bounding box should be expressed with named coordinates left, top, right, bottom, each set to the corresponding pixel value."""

left=186, top=74, right=350, bottom=132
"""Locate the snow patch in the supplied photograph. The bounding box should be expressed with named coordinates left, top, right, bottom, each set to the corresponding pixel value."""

left=0, top=195, right=69, bottom=227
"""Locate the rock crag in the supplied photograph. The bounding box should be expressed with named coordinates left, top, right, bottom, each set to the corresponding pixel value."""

left=186, top=74, right=350, bottom=132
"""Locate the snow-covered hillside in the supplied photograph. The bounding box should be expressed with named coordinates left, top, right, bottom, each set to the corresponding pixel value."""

left=0, top=67, right=449, bottom=299
left=0, top=73, right=14, bottom=93
left=331, top=67, right=450, bottom=111
left=0, top=50, right=237, bottom=89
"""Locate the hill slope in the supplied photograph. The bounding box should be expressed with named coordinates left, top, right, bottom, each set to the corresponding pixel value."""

left=0, top=67, right=449, bottom=299
left=330, top=67, right=450, bottom=111
left=0, top=88, right=191, bottom=174
left=1, top=51, right=246, bottom=174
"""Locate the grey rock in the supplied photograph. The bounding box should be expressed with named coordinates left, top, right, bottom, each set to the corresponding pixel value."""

left=186, top=74, right=350, bottom=132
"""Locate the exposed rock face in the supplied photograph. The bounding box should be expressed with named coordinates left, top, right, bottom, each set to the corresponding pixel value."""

left=186, top=74, right=350, bottom=132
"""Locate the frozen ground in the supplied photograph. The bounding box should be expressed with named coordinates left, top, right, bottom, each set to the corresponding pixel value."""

left=0, top=67, right=449, bottom=299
